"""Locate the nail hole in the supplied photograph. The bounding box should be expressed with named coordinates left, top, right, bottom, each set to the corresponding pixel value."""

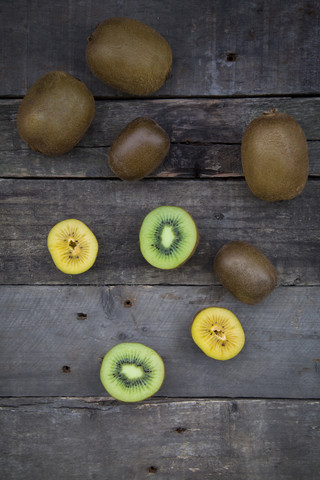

left=124, top=299, right=132, bottom=307
left=230, top=401, right=238, bottom=413
left=148, top=466, right=157, bottom=473
left=194, top=162, right=201, bottom=178
left=226, top=52, right=237, bottom=62
left=62, top=366, right=71, bottom=373
left=175, top=427, right=187, bottom=433
left=77, top=313, right=87, bottom=320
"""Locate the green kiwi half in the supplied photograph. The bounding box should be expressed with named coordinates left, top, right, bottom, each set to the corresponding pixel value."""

left=139, top=206, right=199, bottom=269
left=100, top=343, right=165, bottom=402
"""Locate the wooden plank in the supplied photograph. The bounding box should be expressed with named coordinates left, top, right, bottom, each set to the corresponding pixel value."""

left=1, top=178, right=319, bottom=286
left=0, top=285, right=319, bottom=397
left=0, top=397, right=319, bottom=479
left=1, top=97, right=319, bottom=178
left=2, top=1, right=320, bottom=97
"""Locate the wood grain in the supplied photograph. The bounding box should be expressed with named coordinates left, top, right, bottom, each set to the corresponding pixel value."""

left=1, top=2, right=320, bottom=478
left=1, top=178, right=319, bottom=286
left=1, top=97, right=319, bottom=178
left=0, top=397, right=319, bottom=479
left=2, top=1, right=320, bottom=97
left=1, top=285, right=319, bottom=397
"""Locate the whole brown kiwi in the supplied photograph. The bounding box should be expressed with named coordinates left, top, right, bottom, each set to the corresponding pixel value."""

left=241, top=110, right=309, bottom=201
left=108, top=117, right=170, bottom=180
left=17, top=71, right=95, bottom=156
left=214, top=241, right=277, bottom=305
left=86, top=17, right=172, bottom=96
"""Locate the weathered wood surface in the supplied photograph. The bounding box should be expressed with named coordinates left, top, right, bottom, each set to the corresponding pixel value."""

left=1, top=178, right=319, bottom=286
left=1, top=285, right=319, bottom=397
left=1, top=97, right=320, bottom=178
left=2, top=1, right=320, bottom=97
left=1, top=1, right=320, bottom=478
left=0, top=397, right=319, bottom=480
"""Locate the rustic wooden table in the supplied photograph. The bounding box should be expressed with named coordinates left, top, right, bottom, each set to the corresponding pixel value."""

left=1, top=1, right=320, bottom=479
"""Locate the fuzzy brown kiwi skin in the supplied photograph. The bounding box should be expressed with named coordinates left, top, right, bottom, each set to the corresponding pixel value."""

left=241, top=111, right=309, bottom=201
left=17, top=71, right=95, bottom=156
left=214, top=241, right=277, bottom=305
left=108, top=117, right=170, bottom=181
left=86, top=17, right=172, bottom=96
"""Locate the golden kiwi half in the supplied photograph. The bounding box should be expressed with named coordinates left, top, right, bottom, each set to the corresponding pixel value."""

left=47, top=219, right=98, bottom=274
left=191, top=307, right=245, bottom=361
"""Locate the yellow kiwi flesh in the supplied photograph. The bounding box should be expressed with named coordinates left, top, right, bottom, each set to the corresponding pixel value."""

left=86, top=17, right=172, bottom=96
left=108, top=117, right=170, bottom=180
left=47, top=219, right=98, bottom=274
left=191, top=307, right=245, bottom=361
left=241, top=111, right=309, bottom=201
left=17, top=71, right=95, bottom=156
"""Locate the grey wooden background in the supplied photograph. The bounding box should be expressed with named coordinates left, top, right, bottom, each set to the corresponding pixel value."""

left=1, top=1, right=320, bottom=479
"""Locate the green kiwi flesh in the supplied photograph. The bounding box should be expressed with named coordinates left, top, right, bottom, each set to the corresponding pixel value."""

left=100, top=343, right=165, bottom=402
left=139, top=206, right=199, bottom=270
left=108, top=117, right=170, bottom=180
left=17, top=71, right=95, bottom=156
left=241, top=110, right=309, bottom=201
left=214, top=241, right=277, bottom=305
left=86, top=17, right=172, bottom=96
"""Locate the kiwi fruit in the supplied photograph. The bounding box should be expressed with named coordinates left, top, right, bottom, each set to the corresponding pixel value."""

left=214, top=241, right=277, bottom=305
left=139, top=206, right=199, bottom=269
left=241, top=110, right=309, bottom=201
left=86, top=17, right=172, bottom=96
left=17, top=71, right=95, bottom=156
left=47, top=219, right=98, bottom=274
left=108, top=117, right=170, bottom=180
left=100, top=342, right=165, bottom=402
left=191, top=307, right=245, bottom=361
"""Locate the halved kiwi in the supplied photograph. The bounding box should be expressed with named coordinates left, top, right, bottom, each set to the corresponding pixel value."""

left=191, top=307, right=245, bottom=360
left=139, top=206, right=199, bottom=269
left=100, top=343, right=165, bottom=402
left=17, top=71, right=95, bottom=156
left=47, top=219, right=98, bottom=274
